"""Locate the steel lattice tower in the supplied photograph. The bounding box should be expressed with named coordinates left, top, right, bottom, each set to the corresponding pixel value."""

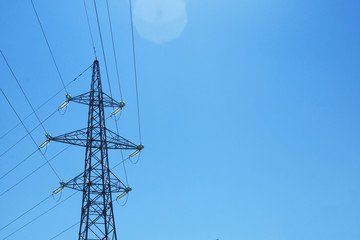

left=47, top=60, right=142, bottom=239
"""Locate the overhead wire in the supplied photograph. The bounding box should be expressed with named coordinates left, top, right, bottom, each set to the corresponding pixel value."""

left=113, top=155, right=131, bottom=206
left=48, top=221, right=79, bottom=240
left=129, top=151, right=141, bottom=165
left=91, top=4, right=123, bottom=182
left=93, top=0, right=114, bottom=99
left=1, top=149, right=130, bottom=236
left=0, top=149, right=38, bottom=181
left=104, top=0, right=130, bottom=186
left=0, top=50, right=47, bottom=134
left=1, top=150, right=125, bottom=232
left=118, top=151, right=130, bottom=206
left=129, top=0, right=143, bottom=144
left=120, top=150, right=129, bottom=186
left=111, top=156, right=130, bottom=170
left=0, top=194, right=53, bottom=232
left=0, top=145, right=71, bottom=198
left=0, top=1, right=143, bottom=237
left=105, top=0, right=123, bottom=101
left=30, top=0, right=68, bottom=94
left=2, top=191, right=78, bottom=240
left=0, top=89, right=61, bottom=181
left=82, top=0, right=97, bottom=58
left=0, top=109, right=58, bottom=160
left=0, top=64, right=92, bottom=140
left=0, top=64, right=92, bottom=159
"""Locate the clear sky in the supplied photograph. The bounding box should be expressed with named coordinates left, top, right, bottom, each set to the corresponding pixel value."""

left=0, top=0, right=360, bottom=239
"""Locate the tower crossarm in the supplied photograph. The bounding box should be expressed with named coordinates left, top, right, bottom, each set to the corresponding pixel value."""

left=51, top=128, right=138, bottom=150
left=62, top=168, right=129, bottom=194
left=69, top=91, right=121, bottom=107
left=105, top=128, right=138, bottom=149
left=51, top=128, right=88, bottom=147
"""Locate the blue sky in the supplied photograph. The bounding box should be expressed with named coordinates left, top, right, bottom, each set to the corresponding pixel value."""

left=1, top=0, right=360, bottom=239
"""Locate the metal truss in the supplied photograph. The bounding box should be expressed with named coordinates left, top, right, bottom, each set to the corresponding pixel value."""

left=69, top=91, right=121, bottom=108
left=50, top=60, right=140, bottom=240
left=51, top=128, right=138, bottom=150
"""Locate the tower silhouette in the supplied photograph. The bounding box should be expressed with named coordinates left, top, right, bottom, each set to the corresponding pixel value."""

left=49, top=60, right=142, bottom=239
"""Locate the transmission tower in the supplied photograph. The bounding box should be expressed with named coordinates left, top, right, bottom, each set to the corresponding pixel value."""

left=44, top=60, right=143, bottom=239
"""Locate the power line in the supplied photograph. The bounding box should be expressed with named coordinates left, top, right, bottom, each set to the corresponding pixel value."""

left=0, top=50, right=47, bottom=134
left=1, top=148, right=124, bottom=232
left=48, top=221, right=79, bottom=240
left=0, top=149, right=38, bottom=181
left=82, top=0, right=97, bottom=58
left=0, top=109, right=58, bottom=160
left=106, top=0, right=123, bottom=100
left=121, top=150, right=129, bottom=186
left=104, top=0, right=123, bottom=143
left=1, top=157, right=131, bottom=237
left=0, top=151, right=126, bottom=235
left=3, top=156, right=132, bottom=237
left=93, top=0, right=127, bottom=184
left=0, top=89, right=61, bottom=181
left=0, top=145, right=71, bottom=198
left=93, top=0, right=114, bottom=98
left=0, top=194, right=53, bottom=232
left=0, top=64, right=92, bottom=158
left=105, top=0, right=135, bottom=187
left=129, top=0, right=143, bottom=144
left=1, top=96, right=57, bottom=140
left=30, top=0, right=68, bottom=94
left=0, top=64, right=92, bottom=140
left=2, top=191, right=78, bottom=240
left=129, top=151, right=141, bottom=164
left=112, top=155, right=130, bottom=170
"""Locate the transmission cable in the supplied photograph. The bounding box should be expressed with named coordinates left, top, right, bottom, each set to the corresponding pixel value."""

left=0, top=89, right=61, bottom=181
left=0, top=109, right=58, bottom=160
left=120, top=150, right=129, bottom=186
left=0, top=145, right=71, bottom=198
left=0, top=50, right=47, bottom=134
left=93, top=0, right=114, bottom=99
left=30, top=0, right=68, bottom=94
left=83, top=0, right=97, bottom=58
left=0, top=149, right=38, bottom=181
left=2, top=191, right=78, bottom=240
left=0, top=194, right=53, bottom=232
left=1, top=147, right=120, bottom=230
left=49, top=221, right=79, bottom=240
left=119, top=152, right=130, bottom=207
left=0, top=156, right=130, bottom=235
left=104, top=0, right=124, bottom=153
left=129, top=151, right=141, bottom=164
left=106, top=0, right=139, bottom=185
left=113, top=155, right=131, bottom=206
left=129, top=0, right=143, bottom=144
left=92, top=4, right=126, bottom=174
left=112, top=156, right=130, bottom=170
left=0, top=152, right=126, bottom=233
left=0, top=64, right=92, bottom=140
left=0, top=64, right=92, bottom=158
left=106, top=0, right=123, bottom=100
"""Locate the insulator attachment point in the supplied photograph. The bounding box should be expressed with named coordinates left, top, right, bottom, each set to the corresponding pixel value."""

left=65, top=94, right=72, bottom=100
left=53, top=181, right=67, bottom=195
left=58, top=94, right=72, bottom=110
left=129, top=144, right=144, bottom=157
left=116, top=187, right=132, bottom=199
left=39, top=134, right=53, bottom=149
left=111, top=101, right=126, bottom=116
